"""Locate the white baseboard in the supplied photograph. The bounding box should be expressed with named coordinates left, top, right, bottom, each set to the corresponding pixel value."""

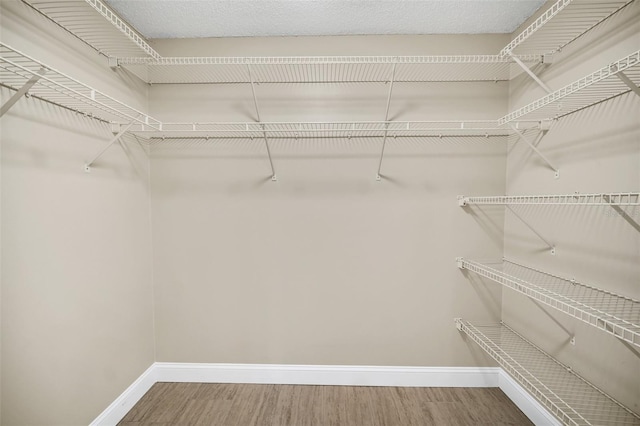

left=154, top=362, right=500, bottom=388
left=89, top=364, right=157, bottom=426
left=91, top=363, right=556, bottom=426
left=498, top=370, right=560, bottom=426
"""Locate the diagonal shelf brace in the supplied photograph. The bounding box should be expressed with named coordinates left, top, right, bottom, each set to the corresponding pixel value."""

left=510, top=54, right=551, bottom=94
left=506, top=205, right=556, bottom=255
left=84, top=118, right=138, bottom=172
left=376, top=61, right=397, bottom=181
left=0, top=67, right=47, bottom=117
left=510, top=124, right=559, bottom=178
left=616, top=71, right=640, bottom=98
left=247, top=64, right=276, bottom=181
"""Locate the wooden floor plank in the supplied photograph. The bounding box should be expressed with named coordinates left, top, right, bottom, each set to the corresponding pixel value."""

left=325, top=386, right=376, bottom=426
left=118, top=383, right=534, bottom=426
left=367, top=387, right=411, bottom=426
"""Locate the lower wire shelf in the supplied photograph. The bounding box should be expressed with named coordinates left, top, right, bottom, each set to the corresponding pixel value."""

left=457, top=258, right=640, bottom=347
left=455, top=320, right=640, bottom=426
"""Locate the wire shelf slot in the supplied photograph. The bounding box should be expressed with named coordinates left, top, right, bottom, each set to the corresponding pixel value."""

left=457, top=258, right=640, bottom=347
left=457, top=192, right=640, bottom=206
left=500, top=50, right=640, bottom=124
left=0, top=42, right=160, bottom=128
left=455, top=320, right=640, bottom=426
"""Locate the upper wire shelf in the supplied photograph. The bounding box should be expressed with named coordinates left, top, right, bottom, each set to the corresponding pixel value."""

left=500, top=0, right=634, bottom=57
left=457, top=192, right=640, bottom=206
left=455, top=320, right=640, bottom=426
left=457, top=258, right=640, bottom=347
left=500, top=50, right=640, bottom=124
left=128, top=120, right=542, bottom=139
left=0, top=42, right=161, bottom=128
left=115, top=55, right=541, bottom=84
left=22, top=0, right=160, bottom=59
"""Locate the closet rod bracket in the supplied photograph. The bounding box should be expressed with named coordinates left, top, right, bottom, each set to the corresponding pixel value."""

left=616, top=71, right=640, bottom=98
left=376, top=62, right=397, bottom=180
left=506, top=205, right=556, bottom=255
left=84, top=118, right=138, bottom=172
left=454, top=318, right=463, bottom=331
left=510, top=125, right=559, bottom=178
left=509, top=53, right=552, bottom=94
left=0, top=67, right=47, bottom=118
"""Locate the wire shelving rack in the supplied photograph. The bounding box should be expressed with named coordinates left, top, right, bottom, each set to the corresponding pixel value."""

left=457, top=192, right=640, bottom=206
left=0, top=43, right=161, bottom=128
left=455, top=320, right=640, bottom=426
left=22, top=0, right=159, bottom=59
left=500, top=0, right=634, bottom=57
left=500, top=49, right=640, bottom=124
left=127, top=120, right=535, bottom=139
left=115, top=55, right=541, bottom=84
left=457, top=258, right=640, bottom=347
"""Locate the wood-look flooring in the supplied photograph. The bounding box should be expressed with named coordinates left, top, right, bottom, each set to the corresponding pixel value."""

left=118, top=383, right=533, bottom=425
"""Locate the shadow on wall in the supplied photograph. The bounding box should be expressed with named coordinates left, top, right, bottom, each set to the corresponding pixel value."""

left=1, top=89, right=148, bottom=182
left=507, top=93, right=639, bottom=182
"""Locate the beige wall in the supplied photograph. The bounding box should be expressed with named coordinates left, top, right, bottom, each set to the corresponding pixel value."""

left=3, top=0, right=638, bottom=423
left=503, top=1, right=640, bottom=413
left=1, top=1, right=155, bottom=425
left=149, top=35, right=509, bottom=366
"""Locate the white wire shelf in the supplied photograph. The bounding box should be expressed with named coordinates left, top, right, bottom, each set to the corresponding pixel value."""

left=500, top=50, right=640, bottom=124
left=457, top=258, right=640, bottom=347
left=455, top=320, right=640, bottom=426
left=127, top=120, right=543, bottom=139
left=501, top=0, right=634, bottom=57
left=22, top=0, right=160, bottom=59
left=115, top=55, right=542, bottom=84
left=0, top=42, right=160, bottom=128
left=458, top=192, right=640, bottom=206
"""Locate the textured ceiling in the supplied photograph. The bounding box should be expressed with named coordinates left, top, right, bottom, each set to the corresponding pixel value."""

left=105, top=1, right=546, bottom=39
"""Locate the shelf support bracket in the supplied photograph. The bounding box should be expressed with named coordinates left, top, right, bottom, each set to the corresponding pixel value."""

left=247, top=64, right=276, bottom=181
left=376, top=62, right=397, bottom=181
left=616, top=71, right=640, bottom=98
left=0, top=67, right=47, bottom=118
left=84, top=118, right=138, bottom=172
left=509, top=54, right=551, bottom=94
left=510, top=125, right=559, bottom=178
left=506, top=205, right=556, bottom=255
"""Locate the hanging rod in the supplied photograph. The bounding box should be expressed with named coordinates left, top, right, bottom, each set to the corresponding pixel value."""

left=128, top=120, right=542, bottom=139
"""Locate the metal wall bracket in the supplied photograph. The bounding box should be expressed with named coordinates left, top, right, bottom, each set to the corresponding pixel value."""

left=108, top=57, right=119, bottom=69
left=376, top=62, right=397, bottom=181
left=506, top=205, right=556, bottom=255
left=84, top=118, right=138, bottom=172
left=510, top=125, right=559, bottom=178
left=616, top=71, right=640, bottom=98
left=510, top=53, right=552, bottom=94
left=247, top=64, right=277, bottom=181
left=454, top=318, right=463, bottom=331
left=0, top=67, right=47, bottom=118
